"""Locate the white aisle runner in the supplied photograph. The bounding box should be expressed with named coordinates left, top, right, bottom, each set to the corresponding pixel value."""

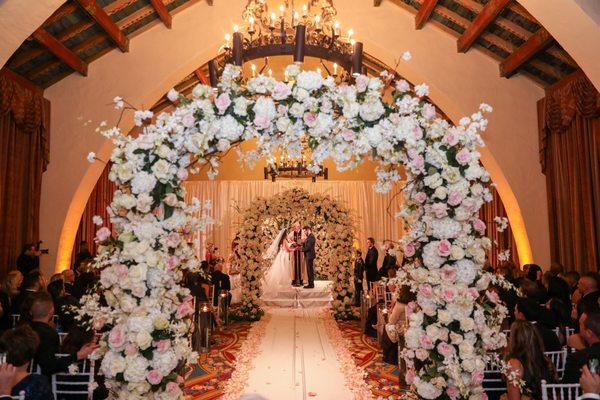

left=242, top=308, right=354, bottom=400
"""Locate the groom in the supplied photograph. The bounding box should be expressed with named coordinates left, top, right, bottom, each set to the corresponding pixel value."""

left=302, top=226, right=316, bottom=289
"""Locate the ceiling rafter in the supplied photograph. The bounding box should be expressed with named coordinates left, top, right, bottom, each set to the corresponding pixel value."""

left=149, top=0, right=172, bottom=28
left=31, top=28, right=88, bottom=76
left=415, top=0, right=439, bottom=29
left=457, top=0, right=511, bottom=53
left=73, top=0, right=129, bottom=52
left=500, top=27, right=554, bottom=77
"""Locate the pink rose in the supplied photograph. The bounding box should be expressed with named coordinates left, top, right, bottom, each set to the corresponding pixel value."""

left=437, top=240, right=452, bottom=257
left=271, top=81, right=291, bottom=100
left=419, top=333, right=434, bottom=349
left=486, top=290, right=500, bottom=304
left=462, top=197, right=476, bottom=211
left=165, top=232, right=181, bottom=247
left=447, top=191, right=463, bottom=206
left=431, top=203, right=448, bottom=218
left=455, top=149, right=471, bottom=165
left=303, top=112, right=317, bottom=127
left=467, top=287, right=480, bottom=300
left=403, top=243, right=416, bottom=258
left=441, top=286, right=457, bottom=302
left=446, top=385, right=460, bottom=399
left=146, top=370, right=163, bottom=385
left=396, top=79, right=410, bottom=93
left=440, top=266, right=457, bottom=283
left=176, top=299, right=194, bottom=318
left=438, top=328, right=449, bottom=342
left=410, top=154, right=425, bottom=170
left=215, top=93, right=231, bottom=114
left=177, top=168, right=189, bottom=181
left=436, top=342, right=455, bottom=357
left=405, top=369, right=417, bottom=385
left=167, top=255, right=179, bottom=269
left=443, top=131, right=459, bottom=146
left=471, top=371, right=484, bottom=386
left=108, top=325, right=126, bottom=349
left=95, top=227, right=111, bottom=243
left=115, top=264, right=129, bottom=279
left=423, top=103, right=436, bottom=119
left=253, top=113, right=272, bottom=130
left=473, top=218, right=486, bottom=234
left=181, top=113, right=195, bottom=128
left=125, top=343, right=138, bottom=356
left=413, top=192, right=427, bottom=204
left=165, top=382, right=180, bottom=394
left=154, top=339, right=170, bottom=352
left=419, top=284, right=434, bottom=298
left=413, top=126, right=423, bottom=140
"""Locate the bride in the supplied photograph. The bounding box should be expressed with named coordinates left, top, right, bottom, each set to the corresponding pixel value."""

left=262, top=228, right=295, bottom=296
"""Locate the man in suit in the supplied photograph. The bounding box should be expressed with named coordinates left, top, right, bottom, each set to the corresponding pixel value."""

left=563, top=310, right=600, bottom=383
left=365, top=237, right=379, bottom=288
left=210, top=261, right=232, bottom=307
left=302, top=226, right=316, bottom=289
left=353, top=249, right=365, bottom=306
left=575, top=274, right=600, bottom=320
left=379, top=241, right=397, bottom=280
left=27, top=292, right=97, bottom=376
left=514, top=299, right=562, bottom=351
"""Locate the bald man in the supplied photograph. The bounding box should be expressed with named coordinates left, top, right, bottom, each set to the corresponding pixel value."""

left=576, top=274, right=600, bottom=320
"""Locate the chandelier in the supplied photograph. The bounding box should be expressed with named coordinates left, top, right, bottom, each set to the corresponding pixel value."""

left=207, top=0, right=364, bottom=86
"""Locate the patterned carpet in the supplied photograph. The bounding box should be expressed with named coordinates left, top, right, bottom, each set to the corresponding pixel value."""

left=184, top=317, right=405, bottom=399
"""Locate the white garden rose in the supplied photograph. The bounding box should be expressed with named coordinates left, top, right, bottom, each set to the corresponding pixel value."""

left=124, top=355, right=150, bottom=383
left=136, top=330, right=153, bottom=350
left=131, top=172, right=157, bottom=194
left=295, top=70, right=323, bottom=91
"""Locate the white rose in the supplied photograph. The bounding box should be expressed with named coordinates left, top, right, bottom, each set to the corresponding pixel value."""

left=124, top=355, right=150, bottom=383
left=136, top=330, right=152, bottom=350
left=136, top=193, right=153, bottom=213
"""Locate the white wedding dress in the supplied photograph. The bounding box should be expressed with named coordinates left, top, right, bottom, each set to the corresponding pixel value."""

left=262, top=229, right=292, bottom=297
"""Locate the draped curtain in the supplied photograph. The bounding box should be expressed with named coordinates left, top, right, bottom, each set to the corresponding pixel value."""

left=479, top=187, right=520, bottom=267
left=183, top=180, right=404, bottom=268
left=0, top=70, right=50, bottom=276
left=538, top=71, right=600, bottom=273
left=73, top=162, right=115, bottom=264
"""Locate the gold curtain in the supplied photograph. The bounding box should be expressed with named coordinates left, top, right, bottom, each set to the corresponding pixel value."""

left=0, top=70, right=50, bottom=276
left=538, top=71, right=600, bottom=273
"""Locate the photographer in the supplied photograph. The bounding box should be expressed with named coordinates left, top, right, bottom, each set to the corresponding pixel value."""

left=16, top=242, right=47, bottom=276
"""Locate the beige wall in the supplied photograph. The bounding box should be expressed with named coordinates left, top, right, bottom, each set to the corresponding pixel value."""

left=4, top=0, right=581, bottom=274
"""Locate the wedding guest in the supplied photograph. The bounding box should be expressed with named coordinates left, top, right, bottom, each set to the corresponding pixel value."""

left=353, top=249, right=365, bottom=307
left=211, top=261, right=231, bottom=307
left=562, top=270, right=580, bottom=298
left=563, top=311, right=600, bottom=383
left=11, top=271, right=45, bottom=317
left=0, top=271, right=22, bottom=331
left=575, top=274, right=600, bottom=321
left=502, top=320, right=556, bottom=400
left=545, top=276, right=575, bottom=337
left=73, top=241, right=92, bottom=272
left=381, top=285, right=414, bottom=367
left=579, top=365, right=600, bottom=399
left=71, top=262, right=97, bottom=299
left=379, top=241, right=397, bottom=280
left=62, top=269, right=76, bottom=295
left=514, top=299, right=561, bottom=351
left=27, top=292, right=97, bottom=376
left=0, top=325, right=53, bottom=400
left=365, top=237, right=379, bottom=288
left=47, top=279, right=78, bottom=331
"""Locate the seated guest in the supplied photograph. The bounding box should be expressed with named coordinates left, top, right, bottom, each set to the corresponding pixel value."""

left=561, top=270, right=580, bottom=299
left=381, top=285, right=414, bottom=367
left=71, top=262, right=97, bottom=299
left=515, top=299, right=561, bottom=351
left=378, top=241, right=397, bottom=280
left=353, top=249, right=365, bottom=307
left=211, top=261, right=231, bottom=307
left=579, top=365, right=600, bottom=399
left=11, top=271, right=45, bottom=317
left=72, top=241, right=92, bottom=273
left=62, top=269, right=76, bottom=295
left=545, top=276, right=575, bottom=340
left=27, top=292, right=97, bottom=376
left=563, top=311, right=600, bottom=383
left=47, top=279, right=78, bottom=331
left=0, top=325, right=53, bottom=399
left=524, top=264, right=547, bottom=303
left=503, top=320, right=556, bottom=400
left=0, top=271, right=23, bottom=331
left=575, top=274, right=600, bottom=321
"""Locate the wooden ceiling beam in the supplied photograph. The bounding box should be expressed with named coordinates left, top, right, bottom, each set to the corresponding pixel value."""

left=500, top=27, right=554, bottom=77
left=415, top=0, right=439, bottom=29
left=0, top=68, right=43, bottom=94
left=149, top=0, right=172, bottom=28
left=73, top=0, right=129, bottom=52
left=42, top=3, right=80, bottom=27
left=194, top=68, right=209, bottom=84
left=457, top=0, right=511, bottom=53
left=31, top=28, right=88, bottom=76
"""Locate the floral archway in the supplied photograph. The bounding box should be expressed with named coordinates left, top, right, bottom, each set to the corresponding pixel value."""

left=232, top=187, right=355, bottom=320
left=77, top=58, right=515, bottom=400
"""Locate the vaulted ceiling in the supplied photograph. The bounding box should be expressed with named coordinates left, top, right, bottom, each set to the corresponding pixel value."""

left=2, top=0, right=580, bottom=89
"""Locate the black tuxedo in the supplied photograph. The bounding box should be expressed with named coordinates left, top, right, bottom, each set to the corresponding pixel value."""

left=365, top=246, right=379, bottom=285
left=578, top=290, right=600, bottom=317
left=302, top=233, right=316, bottom=287
left=210, top=270, right=231, bottom=307
left=29, top=321, right=76, bottom=376
left=379, top=252, right=397, bottom=279
left=562, top=342, right=600, bottom=383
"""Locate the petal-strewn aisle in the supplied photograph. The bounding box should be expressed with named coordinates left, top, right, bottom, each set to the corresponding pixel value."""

left=235, top=307, right=373, bottom=399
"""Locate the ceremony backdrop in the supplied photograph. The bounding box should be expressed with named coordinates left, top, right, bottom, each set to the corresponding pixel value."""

left=183, top=180, right=404, bottom=269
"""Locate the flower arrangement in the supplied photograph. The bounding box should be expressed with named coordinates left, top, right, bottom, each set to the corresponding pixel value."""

left=76, top=52, right=512, bottom=398
left=231, top=188, right=356, bottom=320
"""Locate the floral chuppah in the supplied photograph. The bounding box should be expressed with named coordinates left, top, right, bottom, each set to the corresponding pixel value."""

left=78, top=52, right=512, bottom=400
left=231, top=187, right=355, bottom=320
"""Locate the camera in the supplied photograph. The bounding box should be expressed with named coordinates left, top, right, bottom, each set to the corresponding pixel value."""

left=35, top=240, right=50, bottom=255
left=589, top=358, right=599, bottom=374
